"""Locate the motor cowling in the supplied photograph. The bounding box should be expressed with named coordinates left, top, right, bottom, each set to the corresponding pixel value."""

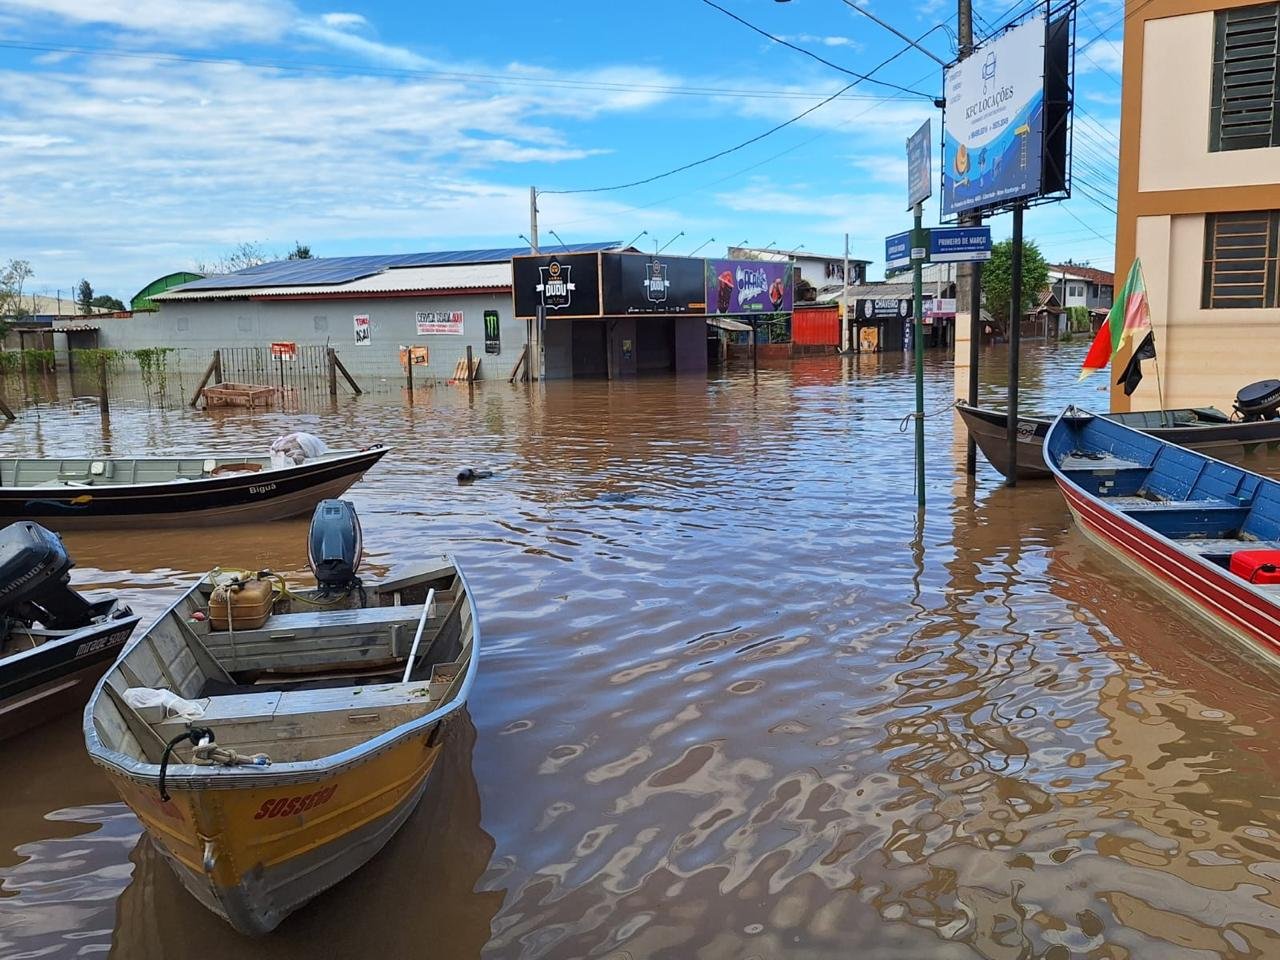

left=308, top=499, right=362, bottom=591
left=0, top=521, right=95, bottom=630
left=1234, top=380, right=1280, bottom=421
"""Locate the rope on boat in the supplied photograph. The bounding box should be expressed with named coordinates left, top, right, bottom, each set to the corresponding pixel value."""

left=157, top=726, right=270, bottom=802
left=897, top=401, right=963, bottom=433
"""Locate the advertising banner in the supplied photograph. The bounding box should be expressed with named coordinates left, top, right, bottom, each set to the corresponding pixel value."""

left=270, top=341, right=297, bottom=361
left=855, top=298, right=912, bottom=322
left=415, top=310, right=464, bottom=335
left=484, top=310, right=501, bottom=354
left=705, top=259, right=794, bottom=315
left=601, top=253, right=707, bottom=315
left=512, top=253, right=601, bottom=318
left=942, top=13, right=1046, bottom=216
left=353, top=314, right=370, bottom=345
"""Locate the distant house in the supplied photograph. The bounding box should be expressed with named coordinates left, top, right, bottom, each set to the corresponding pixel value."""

left=727, top=246, right=871, bottom=302
left=1048, top=264, right=1114, bottom=314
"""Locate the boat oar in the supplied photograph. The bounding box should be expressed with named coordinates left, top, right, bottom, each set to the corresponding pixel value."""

left=402, top=588, right=436, bottom=684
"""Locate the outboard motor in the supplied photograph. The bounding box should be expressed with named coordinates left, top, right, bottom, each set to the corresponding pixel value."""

left=0, top=522, right=95, bottom=630
left=308, top=499, right=363, bottom=592
left=1234, top=380, right=1280, bottom=421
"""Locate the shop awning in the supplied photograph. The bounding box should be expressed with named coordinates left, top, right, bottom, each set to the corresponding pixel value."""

left=707, top=316, right=753, bottom=332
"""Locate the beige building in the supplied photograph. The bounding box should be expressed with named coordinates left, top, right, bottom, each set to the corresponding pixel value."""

left=1115, top=0, right=1280, bottom=410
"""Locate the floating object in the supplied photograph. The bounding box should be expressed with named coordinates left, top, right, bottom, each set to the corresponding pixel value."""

left=1045, top=406, right=1280, bottom=666
left=0, top=521, right=140, bottom=740
left=957, top=401, right=1280, bottom=481
left=0, top=445, right=388, bottom=530
left=456, top=468, right=493, bottom=484
left=200, top=382, right=277, bottom=408
left=85, top=501, right=479, bottom=935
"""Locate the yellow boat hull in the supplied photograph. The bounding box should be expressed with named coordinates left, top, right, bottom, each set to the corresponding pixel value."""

left=110, top=726, right=443, bottom=935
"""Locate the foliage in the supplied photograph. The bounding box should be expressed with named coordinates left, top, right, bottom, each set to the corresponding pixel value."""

left=287, top=242, right=313, bottom=260
left=1067, top=305, right=1091, bottom=333
left=9, top=349, right=55, bottom=374
left=982, top=239, right=1051, bottom=329
left=72, top=348, right=128, bottom=379
left=77, top=279, right=94, bottom=314
left=91, top=294, right=126, bottom=312
left=0, top=259, right=34, bottom=335
left=131, top=346, right=177, bottom=398
left=196, top=241, right=273, bottom=275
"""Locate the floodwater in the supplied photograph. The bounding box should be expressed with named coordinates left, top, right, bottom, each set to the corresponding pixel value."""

left=3, top=344, right=1280, bottom=959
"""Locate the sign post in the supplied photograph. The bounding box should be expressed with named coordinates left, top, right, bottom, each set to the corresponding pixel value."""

left=907, top=119, right=931, bottom=510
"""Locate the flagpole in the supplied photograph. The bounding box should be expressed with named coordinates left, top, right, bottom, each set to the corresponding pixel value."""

left=1153, top=347, right=1169, bottom=426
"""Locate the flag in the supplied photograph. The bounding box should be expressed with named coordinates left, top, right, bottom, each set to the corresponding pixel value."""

left=1116, top=330, right=1156, bottom=396
left=1078, top=259, right=1152, bottom=381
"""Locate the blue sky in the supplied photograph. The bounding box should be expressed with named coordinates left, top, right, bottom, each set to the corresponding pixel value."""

left=0, top=0, right=1123, bottom=302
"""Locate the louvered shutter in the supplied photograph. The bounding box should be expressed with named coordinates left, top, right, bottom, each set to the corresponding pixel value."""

left=1211, top=3, right=1280, bottom=151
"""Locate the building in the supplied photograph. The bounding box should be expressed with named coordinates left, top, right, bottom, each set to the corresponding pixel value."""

left=1047, top=263, right=1114, bottom=314
left=125, top=244, right=619, bottom=381
left=1115, top=0, right=1280, bottom=409
left=727, top=246, right=870, bottom=301
left=132, top=272, right=204, bottom=312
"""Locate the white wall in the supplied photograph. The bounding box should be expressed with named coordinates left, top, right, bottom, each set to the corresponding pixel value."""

left=100, top=291, right=523, bottom=380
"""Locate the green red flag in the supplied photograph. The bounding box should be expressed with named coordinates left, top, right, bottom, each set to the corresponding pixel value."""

left=1079, top=259, right=1152, bottom=381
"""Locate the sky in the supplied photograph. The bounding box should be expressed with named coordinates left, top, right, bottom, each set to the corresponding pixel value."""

left=0, top=0, right=1124, bottom=302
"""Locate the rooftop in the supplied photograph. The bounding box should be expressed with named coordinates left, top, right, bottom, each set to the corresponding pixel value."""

left=728, top=246, right=872, bottom=264
left=1049, top=264, right=1115, bottom=286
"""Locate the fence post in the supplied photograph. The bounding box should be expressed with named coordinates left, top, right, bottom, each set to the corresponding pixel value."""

left=213, top=348, right=223, bottom=384
left=405, top=348, right=414, bottom=393
left=466, top=345, right=474, bottom=383
left=97, top=355, right=110, bottom=416
left=327, top=348, right=338, bottom=397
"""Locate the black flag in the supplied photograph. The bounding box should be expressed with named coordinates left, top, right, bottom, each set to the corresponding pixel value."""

left=1116, top=331, right=1157, bottom=397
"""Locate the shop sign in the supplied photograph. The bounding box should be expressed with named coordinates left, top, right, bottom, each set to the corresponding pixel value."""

left=416, top=310, right=464, bottom=335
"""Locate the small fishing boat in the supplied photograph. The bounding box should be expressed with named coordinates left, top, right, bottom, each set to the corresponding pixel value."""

left=958, top=399, right=1280, bottom=480
left=1044, top=407, right=1280, bottom=666
left=84, top=500, right=478, bottom=935
left=0, top=521, right=140, bottom=739
left=0, top=442, right=388, bottom=530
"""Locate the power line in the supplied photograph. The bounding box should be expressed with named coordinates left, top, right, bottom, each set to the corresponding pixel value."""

left=833, top=0, right=949, bottom=65
left=696, top=0, right=937, bottom=98
left=542, top=30, right=937, bottom=197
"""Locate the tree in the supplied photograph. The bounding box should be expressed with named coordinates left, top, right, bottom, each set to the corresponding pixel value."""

left=196, top=241, right=273, bottom=275
left=287, top=242, right=313, bottom=260
left=77, top=279, right=95, bottom=314
left=91, top=294, right=126, bottom=312
left=0, top=259, right=34, bottom=335
left=983, top=238, right=1051, bottom=331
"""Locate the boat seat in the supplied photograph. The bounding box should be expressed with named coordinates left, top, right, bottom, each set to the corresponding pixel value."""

left=1176, top=538, right=1280, bottom=555
left=152, top=681, right=432, bottom=743
left=1111, top=496, right=1246, bottom=511
left=1060, top=453, right=1147, bottom=471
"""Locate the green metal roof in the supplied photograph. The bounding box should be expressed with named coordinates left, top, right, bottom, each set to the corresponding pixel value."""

left=131, top=272, right=204, bottom=312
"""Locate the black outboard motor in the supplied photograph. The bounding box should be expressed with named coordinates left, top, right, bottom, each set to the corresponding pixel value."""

left=0, top=522, right=95, bottom=630
left=308, top=499, right=362, bottom=592
left=1234, top=380, right=1280, bottom=421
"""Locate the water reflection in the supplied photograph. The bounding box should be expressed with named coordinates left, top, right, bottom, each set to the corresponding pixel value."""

left=0, top=342, right=1277, bottom=958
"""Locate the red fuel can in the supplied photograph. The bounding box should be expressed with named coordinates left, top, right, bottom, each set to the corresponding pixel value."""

left=1229, top=550, right=1280, bottom=584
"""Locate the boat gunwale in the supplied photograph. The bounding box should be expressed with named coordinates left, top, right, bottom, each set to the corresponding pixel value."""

left=82, top=560, right=479, bottom=790
left=1043, top=406, right=1280, bottom=611
left=2, top=610, right=142, bottom=670
left=0, top=445, right=388, bottom=495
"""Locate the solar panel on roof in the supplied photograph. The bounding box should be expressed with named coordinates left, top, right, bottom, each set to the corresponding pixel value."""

left=172, top=242, right=621, bottom=292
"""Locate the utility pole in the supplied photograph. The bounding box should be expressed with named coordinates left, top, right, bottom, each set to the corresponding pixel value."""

left=842, top=232, right=851, bottom=353
left=913, top=203, right=926, bottom=508
left=957, top=0, right=985, bottom=476
left=530, top=186, right=542, bottom=382
left=1006, top=203, right=1025, bottom=486
left=529, top=186, right=540, bottom=254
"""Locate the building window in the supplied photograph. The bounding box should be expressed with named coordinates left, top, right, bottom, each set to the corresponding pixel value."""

left=1210, top=3, right=1280, bottom=152
left=1067, top=283, right=1086, bottom=299
left=1202, top=210, right=1280, bottom=308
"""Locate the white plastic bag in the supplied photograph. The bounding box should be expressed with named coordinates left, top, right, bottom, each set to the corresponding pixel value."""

left=269, top=432, right=329, bottom=466
left=122, top=687, right=207, bottom=721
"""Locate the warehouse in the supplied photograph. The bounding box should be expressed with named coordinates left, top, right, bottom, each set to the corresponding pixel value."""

left=113, top=243, right=619, bottom=381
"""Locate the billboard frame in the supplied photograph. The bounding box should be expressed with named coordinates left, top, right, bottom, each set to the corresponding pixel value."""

left=939, top=0, right=1076, bottom=222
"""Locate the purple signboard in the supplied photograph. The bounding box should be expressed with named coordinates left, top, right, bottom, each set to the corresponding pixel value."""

left=704, top=259, right=794, bottom=315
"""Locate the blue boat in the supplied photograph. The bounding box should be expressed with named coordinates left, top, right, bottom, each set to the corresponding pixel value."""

left=1044, top=406, right=1280, bottom=666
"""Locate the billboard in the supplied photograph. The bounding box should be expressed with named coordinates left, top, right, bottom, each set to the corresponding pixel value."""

left=705, top=259, right=793, bottom=315
left=513, top=253, right=601, bottom=318
left=600, top=253, right=706, bottom=315
left=906, top=119, right=932, bottom=209
left=415, top=310, right=464, bottom=335
left=942, top=13, right=1047, bottom=216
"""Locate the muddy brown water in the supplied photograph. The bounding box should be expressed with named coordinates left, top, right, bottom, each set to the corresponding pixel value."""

left=3, top=345, right=1280, bottom=959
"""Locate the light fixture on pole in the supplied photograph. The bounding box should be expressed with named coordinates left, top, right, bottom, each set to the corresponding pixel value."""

left=623, top=230, right=648, bottom=249
left=688, top=237, right=716, bottom=257
left=786, top=243, right=806, bottom=257
left=548, top=230, right=571, bottom=253
left=655, top=231, right=685, bottom=255
left=762, top=241, right=778, bottom=251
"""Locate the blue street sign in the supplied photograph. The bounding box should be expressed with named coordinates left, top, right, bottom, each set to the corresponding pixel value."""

left=906, top=120, right=932, bottom=210
left=928, top=225, right=992, bottom=263
left=885, top=230, right=912, bottom=271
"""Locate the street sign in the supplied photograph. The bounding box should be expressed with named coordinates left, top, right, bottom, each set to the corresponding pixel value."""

left=885, top=231, right=912, bottom=271
left=270, top=341, right=297, bottom=361
left=907, top=119, right=932, bottom=210
left=928, top=225, right=992, bottom=263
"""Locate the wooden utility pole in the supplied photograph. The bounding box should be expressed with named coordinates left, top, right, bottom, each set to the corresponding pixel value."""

left=957, top=0, right=985, bottom=475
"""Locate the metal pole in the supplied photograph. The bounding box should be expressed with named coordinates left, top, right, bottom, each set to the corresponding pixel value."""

left=842, top=232, right=851, bottom=353
left=966, top=250, right=983, bottom=474
left=913, top=201, right=926, bottom=508
left=529, top=187, right=539, bottom=254
left=1006, top=203, right=1024, bottom=487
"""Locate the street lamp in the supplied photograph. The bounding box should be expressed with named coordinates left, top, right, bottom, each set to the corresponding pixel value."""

left=688, top=237, right=716, bottom=257
left=656, top=231, right=685, bottom=255
left=786, top=244, right=806, bottom=257
left=623, top=230, right=648, bottom=249
left=762, top=241, right=778, bottom=251
left=548, top=229, right=571, bottom=253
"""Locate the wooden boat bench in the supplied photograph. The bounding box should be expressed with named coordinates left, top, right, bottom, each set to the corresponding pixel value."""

left=152, top=681, right=435, bottom=759
left=200, top=603, right=448, bottom=674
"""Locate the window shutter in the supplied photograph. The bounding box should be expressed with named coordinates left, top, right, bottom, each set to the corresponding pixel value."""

left=1203, top=211, right=1280, bottom=308
left=1211, top=3, right=1280, bottom=151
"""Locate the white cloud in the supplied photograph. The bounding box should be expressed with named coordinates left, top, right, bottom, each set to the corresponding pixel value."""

left=779, top=34, right=862, bottom=51
left=1079, top=39, right=1123, bottom=78
left=320, top=12, right=367, bottom=29
left=0, top=0, right=294, bottom=44
left=293, top=20, right=429, bottom=69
